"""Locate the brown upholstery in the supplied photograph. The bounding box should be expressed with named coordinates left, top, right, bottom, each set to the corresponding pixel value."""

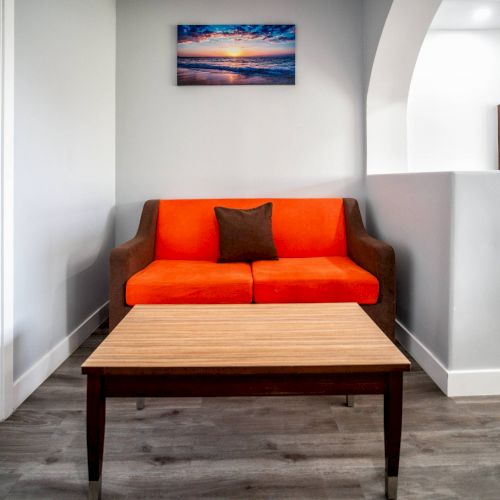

left=109, top=200, right=159, bottom=331
left=109, top=198, right=396, bottom=341
left=343, top=198, right=396, bottom=340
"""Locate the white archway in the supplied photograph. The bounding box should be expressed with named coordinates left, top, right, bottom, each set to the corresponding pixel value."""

left=366, top=0, right=442, bottom=174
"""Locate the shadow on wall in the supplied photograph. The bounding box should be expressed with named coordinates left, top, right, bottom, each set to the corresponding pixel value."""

left=365, top=172, right=454, bottom=371
left=12, top=207, right=115, bottom=393
left=365, top=204, right=415, bottom=328
left=66, top=207, right=115, bottom=336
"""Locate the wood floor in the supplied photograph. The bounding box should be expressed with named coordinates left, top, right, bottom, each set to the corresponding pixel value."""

left=1, top=322, right=500, bottom=499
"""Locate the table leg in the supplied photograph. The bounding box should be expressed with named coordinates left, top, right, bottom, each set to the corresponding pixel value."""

left=87, top=375, right=106, bottom=500
left=384, top=372, right=403, bottom=500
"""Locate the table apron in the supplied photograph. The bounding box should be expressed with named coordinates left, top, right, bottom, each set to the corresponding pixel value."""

left=97, top=372, right=392, bottom=398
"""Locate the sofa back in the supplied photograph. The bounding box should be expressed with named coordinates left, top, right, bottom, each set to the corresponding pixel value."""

left=155, top=198, right=347, bottom=261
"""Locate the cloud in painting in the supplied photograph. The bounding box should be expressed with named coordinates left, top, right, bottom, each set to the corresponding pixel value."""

left=178, top=24, right=295, bottom=44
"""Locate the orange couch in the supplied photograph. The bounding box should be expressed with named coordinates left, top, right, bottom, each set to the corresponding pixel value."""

left=110, top=198, right=396, bottom=340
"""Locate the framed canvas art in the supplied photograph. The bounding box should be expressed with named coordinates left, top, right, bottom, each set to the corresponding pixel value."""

left=177, top=24, right=295, bottom=86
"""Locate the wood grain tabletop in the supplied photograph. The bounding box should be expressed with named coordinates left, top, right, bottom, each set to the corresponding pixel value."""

left=82, top=303, right=410, bottom=375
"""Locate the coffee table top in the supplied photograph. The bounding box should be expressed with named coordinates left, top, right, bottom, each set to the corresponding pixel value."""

left=82, top=303, right=410, bottom=375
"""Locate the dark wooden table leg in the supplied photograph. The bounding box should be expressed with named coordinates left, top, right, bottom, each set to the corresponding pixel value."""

left=87, top=375, right=106, bottom=500
left=384, top=372, right=403, bottom=499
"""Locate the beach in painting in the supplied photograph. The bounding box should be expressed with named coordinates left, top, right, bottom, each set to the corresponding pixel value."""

left=177, top=25, right=295, bottom=86
left=177, top=55, right=295, bottom=85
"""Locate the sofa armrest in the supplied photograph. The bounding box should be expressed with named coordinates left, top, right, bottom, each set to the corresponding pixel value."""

left=109, top=200, right=159, bottom=330
left=343, top=198, right=396, bottom=340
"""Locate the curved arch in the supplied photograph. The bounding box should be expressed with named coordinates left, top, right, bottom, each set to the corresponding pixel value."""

left=366, top=0, right=442, bottom=174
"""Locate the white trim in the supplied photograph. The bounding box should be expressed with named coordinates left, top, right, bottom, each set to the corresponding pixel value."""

left=396, top=319, right=448, bottom=394
left=0, top=0, right=14, bottom=422
left=447, top=369, right=500, bottom=398
left=396, top=320, right=500, bottom=397
left=12, top=302, right=108, bottom=409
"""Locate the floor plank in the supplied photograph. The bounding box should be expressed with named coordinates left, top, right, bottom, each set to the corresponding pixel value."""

left=0, top=321, right=499, bottom=499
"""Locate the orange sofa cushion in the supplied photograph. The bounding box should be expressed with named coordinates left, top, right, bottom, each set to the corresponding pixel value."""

left=155, top=198, right=347, bottom=261
left=126, top=260, right=253, bottom=305
left=252, top=257, right=379, bottom=304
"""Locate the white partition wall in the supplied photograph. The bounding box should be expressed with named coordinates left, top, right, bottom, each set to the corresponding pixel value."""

left=367, top=172, right=500, bottom=396
left=448, top=173, right=500, bottom=394
left=364, top=0, right=500, bottom=396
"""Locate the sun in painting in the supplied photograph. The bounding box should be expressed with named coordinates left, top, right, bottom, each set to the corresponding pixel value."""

left=225, top=47, right=243, bottom=57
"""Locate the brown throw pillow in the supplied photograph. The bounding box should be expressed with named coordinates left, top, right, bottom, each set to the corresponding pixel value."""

left=214, top=202, right=278, bottom=263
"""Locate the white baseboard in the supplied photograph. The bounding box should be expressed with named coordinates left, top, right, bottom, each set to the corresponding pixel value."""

left=447, top=369, right=500, bottom=397
left=396, top=320, right=449, bottom=394
left=13, top=302, right=108, bottom=409
left=396, top=320, right=500, bottom=397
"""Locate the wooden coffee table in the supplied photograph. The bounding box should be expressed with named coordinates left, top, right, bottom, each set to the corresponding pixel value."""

left=82, top=303, right=410, bottom=499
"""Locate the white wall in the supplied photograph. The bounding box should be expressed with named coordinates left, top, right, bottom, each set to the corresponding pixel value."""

left=116, top=0, right=365, bottom=243
left=367, top=171, right=500, bottom=396
left=451, top=173, right=500, bottom=370
left=408, top=30, right=500, bottom=172
left=13, top=0, right=116, bottom=400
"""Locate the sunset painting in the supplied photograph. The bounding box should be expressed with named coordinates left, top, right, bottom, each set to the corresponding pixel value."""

left=177, top=24, right=295, bottom=86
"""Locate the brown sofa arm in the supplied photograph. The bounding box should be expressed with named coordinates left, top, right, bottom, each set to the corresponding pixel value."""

left=109, top=200, right=159, bottom=331
left=343, top=198, right=396, bottom=341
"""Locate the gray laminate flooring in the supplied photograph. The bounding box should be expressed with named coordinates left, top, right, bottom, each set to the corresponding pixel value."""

left=1, top=322, right=499, bottom=499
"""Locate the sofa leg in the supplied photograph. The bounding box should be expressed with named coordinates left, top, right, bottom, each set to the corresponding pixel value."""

left=346, top=395, right=354, bottom=407
left=136, top=398, right=145, bottom=411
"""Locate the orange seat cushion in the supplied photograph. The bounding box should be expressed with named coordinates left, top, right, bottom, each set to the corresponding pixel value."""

left=252, top=257, right=379, bottom=304
left=155, top=198, right=347, bottom=260
left=126, top=260, right=253, bottom=305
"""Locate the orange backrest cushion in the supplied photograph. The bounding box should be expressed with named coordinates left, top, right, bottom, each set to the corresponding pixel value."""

left=155, top=198, right=347, bottom=261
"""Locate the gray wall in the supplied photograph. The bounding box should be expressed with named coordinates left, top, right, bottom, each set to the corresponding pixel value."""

left=116, top=0, right=365, bottom=243
left=366, top=173, right=454, bottom=367
left=14, top=0, right=116, bottom=379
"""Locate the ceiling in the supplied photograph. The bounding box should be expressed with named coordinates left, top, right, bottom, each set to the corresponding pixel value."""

left=431, top=0, right=500, bottom=30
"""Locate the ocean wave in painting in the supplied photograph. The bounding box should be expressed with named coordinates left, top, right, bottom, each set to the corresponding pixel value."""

left=177, top=55, right=295, bottom=86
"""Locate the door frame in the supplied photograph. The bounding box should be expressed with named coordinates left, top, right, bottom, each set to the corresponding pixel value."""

left=0, top=0, right=14, bottom=422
